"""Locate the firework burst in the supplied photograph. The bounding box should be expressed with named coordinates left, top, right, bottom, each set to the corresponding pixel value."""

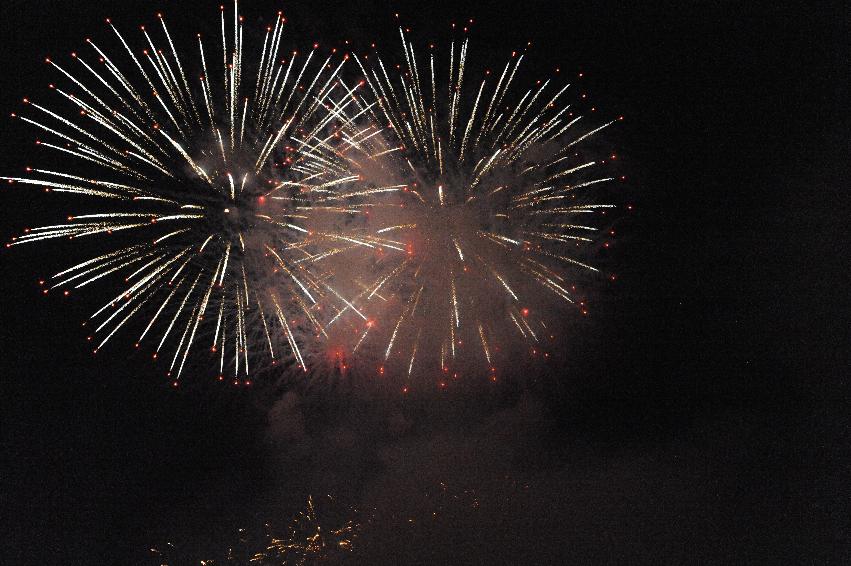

left=315, top=27, right=624, bottom=390
left=3, top=2, right=373, bottom=384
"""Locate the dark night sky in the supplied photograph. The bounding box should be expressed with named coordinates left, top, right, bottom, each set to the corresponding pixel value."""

left=1, top=1, right=849, bottom=564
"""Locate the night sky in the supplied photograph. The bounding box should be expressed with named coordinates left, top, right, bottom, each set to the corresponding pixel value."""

left=2, top=1, right=849, bottom=564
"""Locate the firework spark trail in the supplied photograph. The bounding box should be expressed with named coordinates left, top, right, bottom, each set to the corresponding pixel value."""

left=251, top=495, right=359, bottom=564
left=314, top=26, right=623, bottom=389
left=4, top=2, right=375, bottom=384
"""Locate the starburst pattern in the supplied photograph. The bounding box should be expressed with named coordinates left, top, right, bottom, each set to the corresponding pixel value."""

left=3, top=3, right=374, bottom=384
left=312, top=27, right=623, bottom=388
